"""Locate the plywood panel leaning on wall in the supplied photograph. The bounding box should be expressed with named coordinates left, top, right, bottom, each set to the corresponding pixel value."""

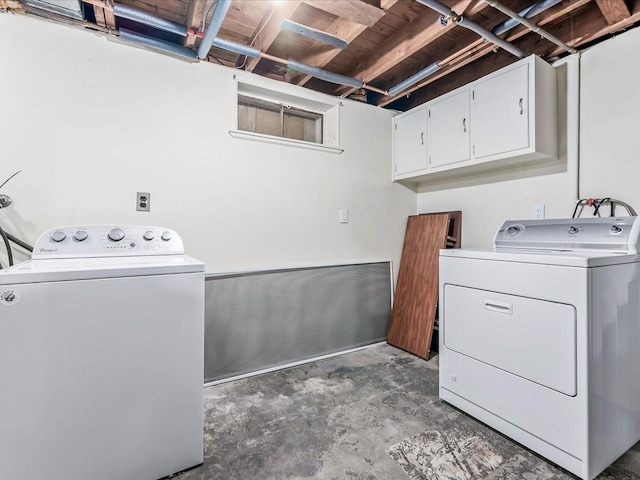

left=387, top=211, right=461, bottom=358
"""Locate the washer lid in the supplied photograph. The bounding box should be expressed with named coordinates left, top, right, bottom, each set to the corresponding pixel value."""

left=0, top=254, right=204, bottom=285
left=494, top=217, right=640, bottom=254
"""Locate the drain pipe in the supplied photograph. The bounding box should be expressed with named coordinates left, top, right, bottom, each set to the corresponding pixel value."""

left=416, top=0, right=525, bottom=58
left=483, top=0, right=578, bottom=54
left=492, top=0, right=563, bottom=36
left=198, top=0, right=232, bottom=59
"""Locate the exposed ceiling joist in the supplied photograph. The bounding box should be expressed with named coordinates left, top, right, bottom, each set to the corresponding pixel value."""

left=245, top=1, right=302, bottom=72
left=379, top=0, right=593, bottom=106
left=93, top=5, right=106, bottom=27
left=10, top=0, right=640, bottom=111
left=296, top=17, right=369, bottom=86
left=184, top=0, right=207, bottom=47
left=595, top=0, right=631, bottom=24
left=302, top=0, right=386, bottom=27
left=547, top=3, right=640, bottom=55
left=334, top=0, right=479, bottom=97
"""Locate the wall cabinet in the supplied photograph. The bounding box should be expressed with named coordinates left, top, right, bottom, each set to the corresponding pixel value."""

left=392, top=106, right=428, bottom=176
left=472, top=63, right=529, bottom=159
left=428, top=88, right=471, bottom=168
left=392, top=55, right=557, bottom=183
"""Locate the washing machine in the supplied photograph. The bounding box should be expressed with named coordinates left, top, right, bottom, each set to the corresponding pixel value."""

left=0, top=225, right=204, bottom=480
left=439, top=217, right=640, bottom=480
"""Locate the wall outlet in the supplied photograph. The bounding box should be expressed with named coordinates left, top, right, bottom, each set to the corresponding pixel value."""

left=137, top=192, right=150, bottom=212
left=339, top=209, right=349, bottom=224
left=533, top=204, right=545, bottom=219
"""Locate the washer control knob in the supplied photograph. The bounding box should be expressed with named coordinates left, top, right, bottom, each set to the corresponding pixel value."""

left=50, top=231, right=66, bottom=243
left=143, top=231, right=155, bottom=241
left=610, top=225, right=623, bottom=234
left=506, top=225, right=521, bottom=236
left=108, top=228, right=125, bottom=242
left=568, top=226, right=579, bottom=234
left=73, top=230, right=88, bottom=242
left=161, top=231, right=172, bottom=242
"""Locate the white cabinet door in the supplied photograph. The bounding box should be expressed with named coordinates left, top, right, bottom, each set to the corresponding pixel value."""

left=428, top=89, right=470, bottom=168
left=472, top=63, right=530, bottom=159
left=393, top=107, right=428, bottom=176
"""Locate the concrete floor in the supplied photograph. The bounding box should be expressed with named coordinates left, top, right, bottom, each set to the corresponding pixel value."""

left=176, top=344, right=640, bottom=480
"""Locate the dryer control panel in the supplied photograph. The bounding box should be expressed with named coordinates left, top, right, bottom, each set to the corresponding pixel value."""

left=494, top=217, right=640, bottom=254
left=32, top=226, right=185, bottom=259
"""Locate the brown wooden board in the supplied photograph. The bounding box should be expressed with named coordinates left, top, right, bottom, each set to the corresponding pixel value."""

left=387, top=211, right=461, bottom=359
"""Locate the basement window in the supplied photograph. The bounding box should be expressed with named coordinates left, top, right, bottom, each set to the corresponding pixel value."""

left=230, top=80, right=343, bottom=154
left=238, top=95, right=323, bottom=144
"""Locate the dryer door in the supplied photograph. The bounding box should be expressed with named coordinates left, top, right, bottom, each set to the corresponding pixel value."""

left=443, top=284, right=576, bottom=396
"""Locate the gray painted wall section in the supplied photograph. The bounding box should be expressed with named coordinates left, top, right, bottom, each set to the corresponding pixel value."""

left=204, top=262, right=392, bottom=382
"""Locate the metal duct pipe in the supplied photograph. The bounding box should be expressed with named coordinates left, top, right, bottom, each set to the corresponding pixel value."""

left=492, top=0, right=562, bottom=36
left=281, top=19, right=348, bottom=50
left=457, top=16, right=525, bottom=57
left=484, top=0, right=578, bottom=54
left=287, top=59, right=364, bottom=89
left=212, top=37, right=261, bottom=58
left=119, top=28, right=198, bottom=60
left=198, top=0, right=232, bottom=59
left=388, top=62, right=441, bottom=96
left=113, top=4, right=188, bottom=36
left=416, top=0, right=525, bottom=58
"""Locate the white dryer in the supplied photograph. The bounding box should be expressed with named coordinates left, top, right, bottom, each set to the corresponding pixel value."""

left=439, top=217, right=640, bottom=480
left=0, top=225, right=204, bottom=480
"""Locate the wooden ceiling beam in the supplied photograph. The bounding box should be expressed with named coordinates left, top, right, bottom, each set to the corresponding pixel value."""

left=381, top=0, right=400, bottom=9
left=245, top=1, right=302, bottom=72
left=546, top=4, right=640, bottom=55
left=594, top=0, right=631, bottom=24
left=333, top=0, right=478, bottom=97
left=93, top=5, right=106, bottom=27
left=184, top=0, right=207, bottom=47
left=302, top=0, right=386, bottom=27
left=83, top=0, right=116, bottom=29
left=378, top=0, right=592, bottom=106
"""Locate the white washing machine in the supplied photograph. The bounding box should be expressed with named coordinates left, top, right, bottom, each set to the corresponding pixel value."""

left=439, top=217, right=640, bottom=480
left=0, top=225, right=204, bottom=480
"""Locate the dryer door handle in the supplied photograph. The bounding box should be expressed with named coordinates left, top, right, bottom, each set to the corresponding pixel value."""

left=484, top=299, right=513, bottom=315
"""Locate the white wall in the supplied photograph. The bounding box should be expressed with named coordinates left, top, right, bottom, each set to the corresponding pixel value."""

left=579, top=27, right=640, bottom=204
left=0, top=13, right=416, bottom=273
left=417, top=26, right=640, bottom=248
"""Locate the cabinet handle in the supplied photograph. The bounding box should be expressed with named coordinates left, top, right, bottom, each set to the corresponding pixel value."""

left=519, top=98, right=523, bottom=115
left=421, top=132, right=424, bottom=145
left=462, top=118, right=466, bottom=132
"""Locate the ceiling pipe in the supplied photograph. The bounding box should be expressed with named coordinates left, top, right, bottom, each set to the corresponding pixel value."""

left=388, top=62, right=441, bottom=97
left=483, top=0, right=578, bottom=54
left=212, top=38, right=261, bottom=58
left=280, top=19, right=348, bottom=50
left=492, top=0, right=562, bottom=36
left=119, top=28, right=198, bottom=60
left=113, top=4, right=188, bottom=36
left=287, top=59, right=364, bottom=89
left=198, top=0, right=232, bottom=59
left=416, top=0, right=525, bottom=58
